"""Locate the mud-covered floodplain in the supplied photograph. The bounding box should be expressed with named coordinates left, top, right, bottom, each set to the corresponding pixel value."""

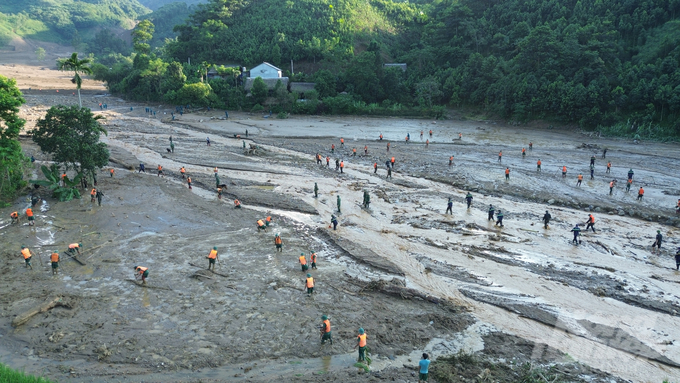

left=2, top=64, right=680, bottom=383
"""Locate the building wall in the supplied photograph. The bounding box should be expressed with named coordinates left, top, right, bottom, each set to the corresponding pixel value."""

left=249, top=63, right=282, bottom=78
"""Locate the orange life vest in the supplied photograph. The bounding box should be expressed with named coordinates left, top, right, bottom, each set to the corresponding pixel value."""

left=208, top=250, right=217, bottom=259
left=391, top=157, right=395, bottom=163
left=180, top=167, right=185, bottom=173
left=563, top=166, right=567, bottom=172
left=499, top=151, right=502, bottom=156
left=323, top=319, right=330, bottom=332
left=609, top=181, right=614, bottom=187
left=522, top=148, right=525, bottom=153
left=91, top=188, right=96, bottom=196
left=578, top=175, right=583, bottom=181
left=311, top=253, right=317, bottom=262
left=26, top=208, right=33, bottom=217
left=607, top=162, right=611, bottom=167
left=537, top=160, right=541, bottom=165
left=639, top=188, right=644, bottom=195
left=299, top=255, right=307, bottom=265
left=234, top=199, right=241, bottom=206
left=137, top=266, right=147, bottom=273
left=340, top=162, right=344, bottom=168
left=589, top=215, right=595, bottom=223
left=374, top=162, right=377, bottom=168
left=266, top=216, right=271, bottom=222
left=61, top=173, right=66, bottom=179
left=10, top=211, right=18, bottom=218
left=379, top=134, right=383, bottom=139
left=187, top=177, right=192, bottom=183
left=429, top=130, right=432, bottom=135
left=364, top=146, right=367, bottom=150
left=505, top=168, right=509, bottom=175
left=332, top=144, right=335, bottom=149
left=358, top=333, right=367, bottom=347
left=69, top=243, right=79, bottom=249
left=110, top=169, right=114, bottom=174
left=158, top=165, right=162, bottom=171
left=257, top=220, right=265, bottom=227
left=275, top=236, right=282, bottom=245
left=449, top=156, right=453, bottom=161
left=353, top=148, right=356, bottom=153
left=51, top=253, right=59, bottom=262
left=306, top=277, right=314, bottom=288
left=340, top=138, right=344, bottom=143
left=21, top=248, right=31, bottom=259
left=214, top=167, right=218, bottom=173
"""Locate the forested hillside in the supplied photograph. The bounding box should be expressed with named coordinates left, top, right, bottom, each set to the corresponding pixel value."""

left=0, top=0, right=149, bottom=46
left=137, top=0, right=204, bottom=11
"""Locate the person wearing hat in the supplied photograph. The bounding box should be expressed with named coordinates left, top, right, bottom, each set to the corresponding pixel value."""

left=274, top=234, right=283, bottom=252
left=487, top=204, right=495, bottom=221
left=207, top=246, right=219, bottom=270
left=257, top=219, right=266, bottom=232
left=571, top=224, right=581, bottom=244
left=354, top=328, right=368, bottom=362
left=652, top=231, right=663, bottom=254
left=495, top=210, right=504, bottom=227
left=134, top=266, right=149, bottom=284
left=50, top=251, right=60, bottom=275
left=299, top=253, right=308, bottom=271
left=542, top=210, right=552, bottom=229
left=21, top=246, right=33, bottom=269
left=330, top=215, right=338, bottom=230
left=68, top=243, right=82, bottom=255
left=310, top=251, right=317, bottom=269
left=319, top=315, right=332, bottom=344
left=305, top=273, right=314, bottom=295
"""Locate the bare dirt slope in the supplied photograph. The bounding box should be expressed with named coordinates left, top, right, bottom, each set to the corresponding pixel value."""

left=1, top=62, right=679, bottom=383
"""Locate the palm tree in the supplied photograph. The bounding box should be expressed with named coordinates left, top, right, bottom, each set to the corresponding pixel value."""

left=57, top=52, right=92, bottom=108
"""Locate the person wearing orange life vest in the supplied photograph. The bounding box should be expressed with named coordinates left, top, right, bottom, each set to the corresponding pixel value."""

left=609, top=180, right=616, bottom=195
left=505, top=167, right=510, bottom=180
left=90, top=188, right=97, bottom=202
left=207, top=246, right=218, bottom=270
left=364, top=145, right=368, bottom=155
left=498, top=151, right=502, bottom=162
left=386, top=142, right=390, bottom=152
left=429, top=129, right=433, bottom=137
left=637, top=187, right=644, bottom=201
left=274, top=233, right=283, bottom=252
left=625, top=178, right=632, bottom=192
left=21, top=246, right=33, bottom=269
left=352, top=148, right=356, bottom=157
left=537, top=159, right=541, bottom=172
left=576, top=174, right=583, bottom=187
left=68, top=243, right=82, bottom=255
left=339, top=160, right=344, bottom=173
left=265, top=215, right=272, bottom=227
left=374, top=162, right=378, bottom=173
left=391, top=157, right=395, bottom=167
left=257, top=219, right=266, bottom=232
left=299, top=253, right=308, bottom=271
left=187, top=176, right=192, bottom=189
left=180, top=167, right=185, bottom=178
left=319, top=315, right=332, bottom=344
left=585, top=214, right=596, bottom=233
left=521, top=147, right=526, bottom=157
left=217, top=187, right=222, bottom=199
left=459, top=132, right=462, bottom=140
left=340, top=138, right=344, bottom=147
left=157, top=165, right=163, bottom=177
left=326, top=156, right=330, bottom=167
left=379, top=133, right=383, bottom=141
left=562, top=165, right=567, bottom=178
left=425, top=139, right=429, bottom=147
left=310, top=251, right=317, bottom=269
left=50, top=251, right=60, bottom=274
left=109, top=168, right=114, bottom=178
left=449, top=156, right=453, bottom=166
left=10, top=211, right=19, bottom=224
left=25, top=207, right=35, bottom=226
left=134, top=265, right=149, bottom=284
left=331, top=144, right=335, bottom=153
left=606, top=161, right=611, bottom=174
left=234, top=199, right=241, bottom=208
left=305, top=273, right=314, bottom=295
left=355, top=328, right=368, bottom=362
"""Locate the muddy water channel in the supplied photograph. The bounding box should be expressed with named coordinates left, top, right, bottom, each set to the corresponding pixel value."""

left=2, top=96, right=680, bottom=382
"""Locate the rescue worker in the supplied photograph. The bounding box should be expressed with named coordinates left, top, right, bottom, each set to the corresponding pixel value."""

left=21, top=246, right=33, bottom=269
left=299, top=253, right=308, bottom=272
left=157, top=164, right=163, bottom=177
left=606, top=161, right=611, bottom=174
left=637, top=186, right=644, bottom=201
left=96, top=189, right=104, bottom=206
left=355, top=328, right=368, bottom=362
left=110, top=168, right=114, bottom=178
left=206, top=137, right=211, bottom=146
left=386, top=142, right=390, bottom=151
left=187, top=176, right=192, bottom=189
left=274, top=233, right=283, bottom=252
left=340, top=160, right=344, bottom=173
left=674, top=247, right=680, bottom=270
left=498, top=151, right=502, bottom=162
left=425, top=139, right=429, bottom=147
left=522, top=147, right=526, bottom=157
left=609, top=180, right=615, bottom=195
left=627, top=168, right=634, bottom=180
left=391, top=157, right=395, bottom=167
left=626, top=178, right=632, bottom=192
left=68, top=243, right=82, bottom=255
left=446, top=198, right=453, bottom=215
left=214, top=167, right=218, bottom=175
left=652, top=230, right=662, bottom=254
left=10, top=211, right=19, bottom=224
left=387, top=166, right=392, bottom=179
left=265, top=216, right=272, bottom=227
left=449, top=156, right=453, bottom=166
left=134, top=265, right=149, bottom=284
left=50, top=251, right=59, bottom=275
left=363, top=190, right=370, bottom=209
left=465, top=192, right=473, bottom=209
left=379, top=133, right=383, bottom=140
left=26, top=207, right=35, bottom=226
left=337, top=195, right=341, bottom=213
left=364, top=145, right=368, bottom=155
left=495, top=210, right=504, bottom=227
left=314, top=182, right=319, bottom=198
left=331, top=144, right=335, bottom=153
left=543, top=210, right=551, bottom=229
left=677, top=198, right=680, bottom=213
left=505, top=167, right=510, bottom=180
left=170, top=142, right=174, bottom=153
left=310, top=251, right=318, bottom=269
left=577, top=174, right=583, bottom=186
left=331, top=214, right=338, bottom=230
left=562, top=165, right=567, bottom=178
left=590, top=164, right=595, bottom=179
left=326, top=156, right=330, bottom=168
left=320, top=315, right=332, bottom=344
left=305, top=273, right=314, bottom=295
left=180, top=166, right=185, bottom=178
left=234, top=199, right=242, bottom=208
left=257, top=219, right=266, bottom=232
left=374, top=162, right=378, bottom=173
left=429, top=130, right=433, bottom=137
left=90, top=188, right=96, bottom=202
left=217, top=187, right=223, bottom=199
left=590, top=155, right=596, bottom=166
left=340, top=138, right=344, bottom=147
left=585, top=214, right=596, bottom=232
left=488, top=205, right=495, bottom=221
left=207, top=246, right=218, bottom=270
left=537, top=159, right=541, bottom=172
left=571, top=224, right=581, bottom=244
left=352, top=148, right=357, bottom=157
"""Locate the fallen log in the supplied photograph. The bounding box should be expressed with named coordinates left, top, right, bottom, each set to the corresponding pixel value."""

left=188, top=262, right=231, bottom=278
left=125, top=279, right=173, bottom=291
left=62, top=252, right=86, bottom=265
left=12, top=297, right=68, bottom=327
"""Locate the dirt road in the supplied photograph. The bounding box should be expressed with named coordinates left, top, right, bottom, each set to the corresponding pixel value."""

left=1, top=59, right=679, bottom=382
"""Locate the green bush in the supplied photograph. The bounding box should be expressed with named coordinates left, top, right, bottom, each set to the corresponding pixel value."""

left=251, top=103, right=264, bottom=112
left=164, top=82, right=213, bottom=107
left=0, top=362, right=55, bottom=382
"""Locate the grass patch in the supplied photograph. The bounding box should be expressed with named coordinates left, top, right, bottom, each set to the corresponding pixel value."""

left=0, top=363, right=55, bottom=383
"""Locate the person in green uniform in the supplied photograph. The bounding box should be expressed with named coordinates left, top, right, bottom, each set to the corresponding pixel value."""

left=320, top=315, right=333, bottom=344
left=337, top=195, right=341, bottom=213
left=314, top=183, right=319, bottom=198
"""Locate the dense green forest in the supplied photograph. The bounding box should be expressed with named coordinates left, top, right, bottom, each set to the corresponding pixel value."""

left=0, top=0, right=150, bottom=46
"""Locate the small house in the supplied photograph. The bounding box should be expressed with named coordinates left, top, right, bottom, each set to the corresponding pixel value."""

left=248, top=62, right=283, bottom=78
left=383, top=63, right=407, bottom=72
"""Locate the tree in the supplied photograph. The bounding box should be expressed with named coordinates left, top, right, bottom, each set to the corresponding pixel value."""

left=251, top=77, right=268, bottom=105
left=132, top=20, right=155, bottom=54
left=32, top=105, right=109, bottom=184
left=0, top=75, right=28, bottom=202
left=57, top=53, right=92, bottom=108
left=35, top=47, right=46, bottom=61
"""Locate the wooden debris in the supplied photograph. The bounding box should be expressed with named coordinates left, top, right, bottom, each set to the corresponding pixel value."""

left=12, top=296, right=69, bottom=327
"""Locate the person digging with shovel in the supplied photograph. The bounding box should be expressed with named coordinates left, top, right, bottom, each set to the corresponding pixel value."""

left=134, top=266, right=149, bottom=285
